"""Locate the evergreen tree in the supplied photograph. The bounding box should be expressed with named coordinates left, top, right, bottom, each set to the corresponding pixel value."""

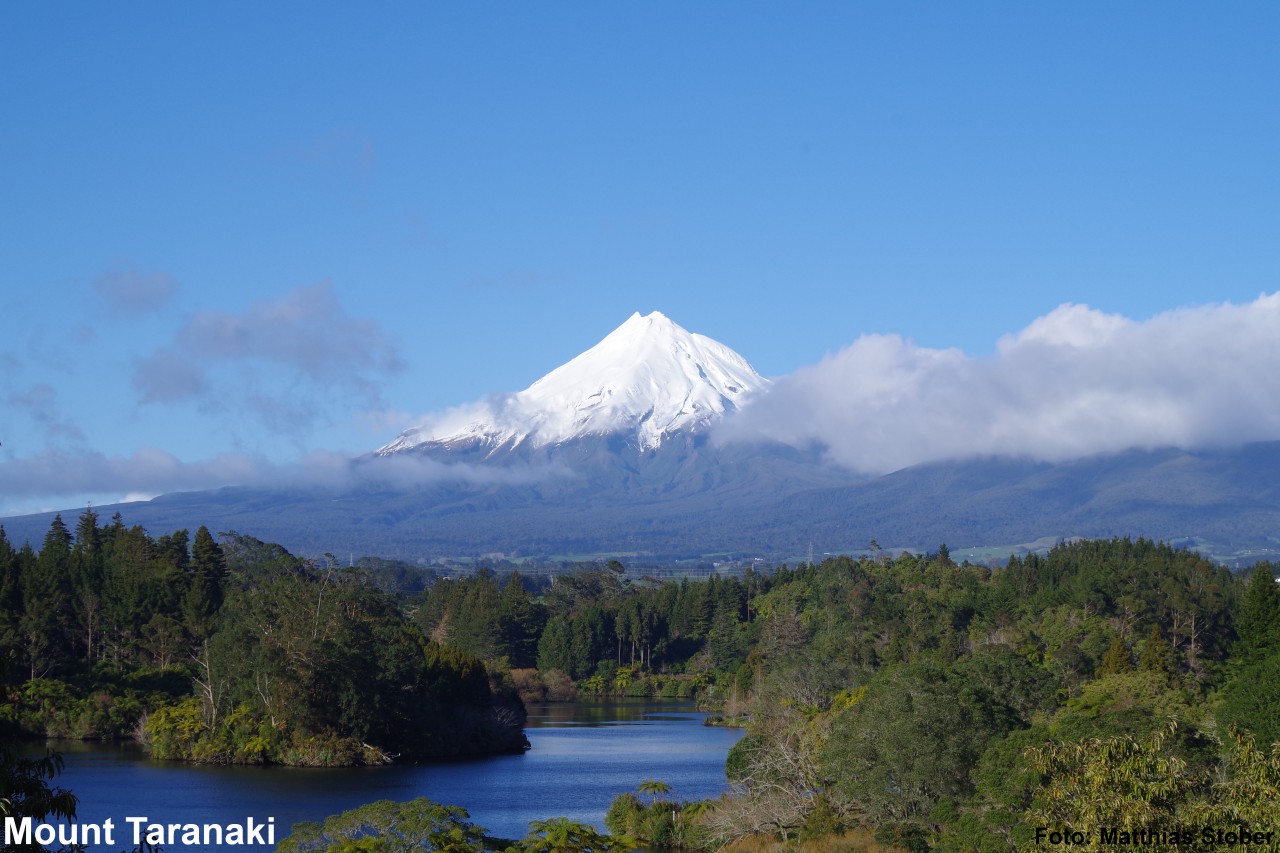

left=153, top=529, right=190, bottom=573
left=499, top=571, right=544, bottom=668
left=1138, top=623, right=1173, bottom=677
left=71, top=507, right=103, bottom=583
left=21, top=518, right=74, bottom=677
left=101, top=522, right=155, bottom=662
left=191, top=525, right=227, bottom=577
left=1235, top=563, right=1280, bottom=663
left=1219, top=651, right=1280, bottom=748
left=537, top=617, right=573, bottom=675
left=0, top=527, right=22, bottom=679
left=183, top=526, right=227, bottom=637
left=70, top=507, right=105, bottom=663
left=447, top=573, right=503, bottom=661
left=1097, top=636, right=1132, bottom=676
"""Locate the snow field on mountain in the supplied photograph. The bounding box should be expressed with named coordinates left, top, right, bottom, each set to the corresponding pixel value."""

left=380, top=311, right=768, bottom=454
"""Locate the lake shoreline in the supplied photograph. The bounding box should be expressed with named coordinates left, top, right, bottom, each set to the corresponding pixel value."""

left=25, top=700, right=742, bottom=851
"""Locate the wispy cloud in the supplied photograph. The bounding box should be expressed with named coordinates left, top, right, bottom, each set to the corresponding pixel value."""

left=718, top=293, right=1280, bottom=473
left=281, top=129, right=376, bottom=180
left=131, top=281, right=405, bottom=433
left=93, top=265, right=178, bottom=315
left=0, top=448, right=271, bottom=500
left=462, top=270, right=554, bottom=293
left=180, top=281, right=404, bottom=382
left=133, top=350, right=209, bottom=403
left=5, top=384, right=87, bottom=446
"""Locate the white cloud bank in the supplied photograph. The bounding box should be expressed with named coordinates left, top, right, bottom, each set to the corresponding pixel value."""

left=717, top=293, right=1280, bottom=474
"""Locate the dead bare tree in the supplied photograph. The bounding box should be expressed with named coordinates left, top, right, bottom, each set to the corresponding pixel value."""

left=190, top=640, right=225, bottom=731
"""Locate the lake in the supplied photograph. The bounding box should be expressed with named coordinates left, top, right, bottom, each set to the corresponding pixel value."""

left=25, top=700, right=742, bottom=851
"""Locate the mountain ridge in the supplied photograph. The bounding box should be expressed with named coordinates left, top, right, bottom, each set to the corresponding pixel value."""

left=4, top=441, right=1279, bottom=568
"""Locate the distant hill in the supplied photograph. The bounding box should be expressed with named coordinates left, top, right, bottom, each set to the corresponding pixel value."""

left=5, top=440, right=1279, bottom=568
left=5, top=312, right=1278, bottom=567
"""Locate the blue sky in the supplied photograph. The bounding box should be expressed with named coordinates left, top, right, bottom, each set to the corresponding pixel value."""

left=2, top=3, right=1278, bottom=516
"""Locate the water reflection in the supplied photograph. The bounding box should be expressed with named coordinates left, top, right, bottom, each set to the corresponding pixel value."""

left=527, top=700, right=706, bottom=726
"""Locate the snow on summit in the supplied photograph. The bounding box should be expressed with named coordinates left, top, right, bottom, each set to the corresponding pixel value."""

left=379, top=311, right=768, bottom=454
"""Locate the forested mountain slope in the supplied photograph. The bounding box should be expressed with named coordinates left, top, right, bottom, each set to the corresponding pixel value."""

left=5, top=441, right=1280, bottom=565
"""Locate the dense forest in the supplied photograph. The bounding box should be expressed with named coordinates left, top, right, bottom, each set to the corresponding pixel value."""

left=4, top=511, right=1280, bottom=851
left=414, top=539, right=1280, bottom=852
left=0, top=510, right=525, bottom=769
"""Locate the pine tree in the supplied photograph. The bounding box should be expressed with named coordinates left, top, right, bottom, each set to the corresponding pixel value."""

left=101, top=521, right=154, bottom=655
left=183, top=526, right=227, bottom=638
left=71, top=507, right=103, bottom=582
left=0, top=527, right=22, bottom=679
left=499, top=571, right=543, bottom=668
left=1235, top=564, right=1280, bottom=663
left=22, top=518, right=74, bottom=677
left=449, top=574, right=503, bottom=661
left=537, top=617, right=573, bottom=675
left=1138, top=624, right=1173, bottom=677
left=70, top=507, right=105, bottom=663
left=191, top=525, right=227, bottom=578
left=1098, top=636, right=1132, bottom=675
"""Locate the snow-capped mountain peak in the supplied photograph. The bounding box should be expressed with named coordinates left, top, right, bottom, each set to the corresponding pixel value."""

left=379, top=311, right=768, bottom=454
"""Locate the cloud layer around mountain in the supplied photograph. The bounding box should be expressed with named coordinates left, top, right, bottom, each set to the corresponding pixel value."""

left=0, top=447, right=566, bottom=512
left=718, top=293, right=1280, bottom=474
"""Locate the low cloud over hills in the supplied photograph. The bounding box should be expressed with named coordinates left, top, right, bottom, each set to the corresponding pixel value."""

left=717, top=293, right=1280, bottom=474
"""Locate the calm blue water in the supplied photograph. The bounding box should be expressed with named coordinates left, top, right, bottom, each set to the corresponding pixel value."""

left=25, top=701, right=741, bottom=851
